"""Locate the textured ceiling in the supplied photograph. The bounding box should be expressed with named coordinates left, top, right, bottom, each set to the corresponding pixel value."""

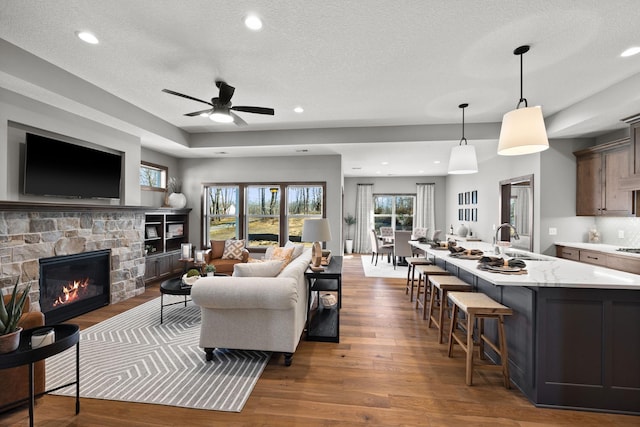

left=1, top=0, right=640, bottom=176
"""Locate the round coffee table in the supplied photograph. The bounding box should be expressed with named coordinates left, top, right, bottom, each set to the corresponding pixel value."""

left=159, top=274, right=227, bottom=323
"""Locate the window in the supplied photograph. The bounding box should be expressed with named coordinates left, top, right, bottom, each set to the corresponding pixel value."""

left=202, top=183, right=325, bottom=248
left=287, top=185, right=323, bottom=243
left=373, top=194, right=415, bottom=232
left=204, top=186, right=240, bottom=241
left=247, top=185, right=281, bottom=247
left=140, top=162, right=167, bottom=191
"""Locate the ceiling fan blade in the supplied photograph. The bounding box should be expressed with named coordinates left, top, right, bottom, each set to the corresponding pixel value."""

left=231, top=106, right=275, bottom=115
left=184, top=109, right=213, bottom=117
left=230, top=111, right=248, bottom=126
left=217, top=81, right=235, bottom=105
left=162, top=89, right=213, bottom=106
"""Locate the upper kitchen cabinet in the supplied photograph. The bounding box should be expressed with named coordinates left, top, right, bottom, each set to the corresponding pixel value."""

left=619, top=114, right=640, bottom=191
left=574, top=139, right=632, bottom=216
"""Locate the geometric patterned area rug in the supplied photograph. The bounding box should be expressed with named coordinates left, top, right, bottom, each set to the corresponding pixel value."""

left=360, top=254, right=408, bottom=278
left=46, top=297, right=270, bottom=412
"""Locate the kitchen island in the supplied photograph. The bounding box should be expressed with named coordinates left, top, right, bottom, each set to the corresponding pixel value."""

left=410, top=241, right=640, bottom=415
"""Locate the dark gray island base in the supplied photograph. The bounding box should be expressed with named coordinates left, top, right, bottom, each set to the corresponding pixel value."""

left=432, top=257, right=640, bottom=415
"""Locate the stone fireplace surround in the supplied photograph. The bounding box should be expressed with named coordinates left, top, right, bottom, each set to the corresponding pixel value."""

left=0, top=201, right=147, bottom=313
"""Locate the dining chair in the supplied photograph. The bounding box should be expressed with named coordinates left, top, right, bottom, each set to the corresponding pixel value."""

left=379, top=226, right=394, bottom=243
left=393, top=230, right=413, bottom=270
left=411, top=227, right=429, bottom=257
left=369, top=229, right=395, bottom=266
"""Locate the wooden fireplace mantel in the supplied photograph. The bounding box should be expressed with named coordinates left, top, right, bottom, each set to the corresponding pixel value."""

left=0, top=200, right=152, bottom=213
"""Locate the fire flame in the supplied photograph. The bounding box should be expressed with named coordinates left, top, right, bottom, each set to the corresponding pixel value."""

left=53, top=278, right=90, bottom=307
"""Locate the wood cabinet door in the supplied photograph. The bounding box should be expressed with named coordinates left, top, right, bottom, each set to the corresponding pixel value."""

left=602, top=147, right=632, bottom=215
left=579, top=249, right=607, bottom=267
left=556, top=245, right=580, bottom=261
left=576, top=153, right=602, bottom=216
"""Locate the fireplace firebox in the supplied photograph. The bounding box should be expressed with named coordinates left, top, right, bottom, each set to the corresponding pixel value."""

left=39, top=249, right=111, bottom=325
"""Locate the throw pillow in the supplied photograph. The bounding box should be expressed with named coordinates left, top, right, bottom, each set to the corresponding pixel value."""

left=222, top=239, right=245, bottom=260
left=209, top=240, right=226, bottom=259
left=284, top=240, right=305, bottom=259
left=268, top=246, right=294, bottom=268
left=233, top=260, right=283, bottom=277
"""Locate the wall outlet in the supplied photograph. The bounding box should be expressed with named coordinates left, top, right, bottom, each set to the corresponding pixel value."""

left=618, top=230, right=625, bottom=239
left=549, top=227, right=557, bottom=236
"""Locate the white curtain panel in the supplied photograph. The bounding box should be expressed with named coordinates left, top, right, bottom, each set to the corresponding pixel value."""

left=415, top=183, right=436, bottom=232
left=354, top=184, right=373, bottom=253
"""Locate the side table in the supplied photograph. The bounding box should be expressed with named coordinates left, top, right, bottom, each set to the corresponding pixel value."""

left=0, top=324, right=80, bottom=427
left=160, top=274, right=228, bottom=323
left=304, top=256, right=343, bottom=342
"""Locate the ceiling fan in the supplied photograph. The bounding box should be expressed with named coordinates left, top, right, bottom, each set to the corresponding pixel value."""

left=162, top=80, right=275, bottom=126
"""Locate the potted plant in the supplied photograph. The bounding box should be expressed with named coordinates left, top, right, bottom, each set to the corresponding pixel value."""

left=205, top=264, right=216, bottom=277
left=0, top=281, right=31, bottom=354
left=344, top=214, right=357, bottom=254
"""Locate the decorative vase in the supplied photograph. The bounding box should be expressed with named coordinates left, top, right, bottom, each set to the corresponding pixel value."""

left=167, top=192, right=187, bottom=209
left=0, top=327, right=22, bottom=354
left=457, top=224, right=469, bottom=237
left=345, top=239, right=353, bottom=254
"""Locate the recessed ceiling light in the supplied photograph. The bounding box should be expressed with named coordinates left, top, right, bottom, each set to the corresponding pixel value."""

left=294, top=106, right=304, bottom=113
left=244, top=14, right=263, bottom=31
left=376, top=171, right=381, bottom=174
left=621, top=47, right=640, bottom=57
left=381, top=161, right=389, bottom=165
left=419, top=170, right=424, bottom=174
left=75, top=31, right=99, bottom=44
left=433, top=160, right=441, bottom=164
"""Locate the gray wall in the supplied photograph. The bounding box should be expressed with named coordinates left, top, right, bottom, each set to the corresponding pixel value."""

left=178, top=155, right=343, bottom=254
left=1, top=88, right=142, bottom=205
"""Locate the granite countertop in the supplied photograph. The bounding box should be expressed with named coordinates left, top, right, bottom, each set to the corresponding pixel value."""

left=410, top=241, right=640, bottom=290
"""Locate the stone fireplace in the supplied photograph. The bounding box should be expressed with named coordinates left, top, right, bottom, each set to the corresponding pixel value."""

left=0, top=202, right=147, bottom=317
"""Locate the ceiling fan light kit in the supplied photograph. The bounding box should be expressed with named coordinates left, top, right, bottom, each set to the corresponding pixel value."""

left=210, top=112, right=234, bottom=123
left=498, top=45, right=549, bottom=156
left=448, top=103, right=478, bottom=174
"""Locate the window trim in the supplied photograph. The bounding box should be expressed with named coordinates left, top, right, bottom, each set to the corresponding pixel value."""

left=201, top=181, right=326, bottom=249
left=140, top=161, right=168, bottom=192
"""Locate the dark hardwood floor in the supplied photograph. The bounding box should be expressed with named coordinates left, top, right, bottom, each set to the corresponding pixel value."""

left=2, top=255, right=637, bottom=426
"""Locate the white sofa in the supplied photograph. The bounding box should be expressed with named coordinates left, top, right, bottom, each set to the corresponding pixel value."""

left=191, top=248, right=311, bottom=366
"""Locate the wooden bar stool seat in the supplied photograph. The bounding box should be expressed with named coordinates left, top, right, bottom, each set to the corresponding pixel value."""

left=427, top=275, right=471, bottom=344
left=406, top=258, right=432, bottom=300
left=414, top=265, right=448, bottom=316
left=446, top=291, right=513, bottom=389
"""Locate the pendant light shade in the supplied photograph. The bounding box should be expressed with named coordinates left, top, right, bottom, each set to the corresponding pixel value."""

left=448, top=103, right=478, bottom=174
left=498, top=45, right=549, bottom=156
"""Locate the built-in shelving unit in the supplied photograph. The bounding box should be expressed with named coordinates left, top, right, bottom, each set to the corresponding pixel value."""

left=144, top=208, right=191, bottom=284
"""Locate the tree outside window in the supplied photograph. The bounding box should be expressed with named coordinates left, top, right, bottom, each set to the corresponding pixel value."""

left=205, top=186, right=239, bottom=241
left=373, top=194, right=415, bottom=232
left=287, top=185, right=323, bottom=244
left=247, top=185, right=281, bottom=247
left=140, top=162, right=167, bottom=191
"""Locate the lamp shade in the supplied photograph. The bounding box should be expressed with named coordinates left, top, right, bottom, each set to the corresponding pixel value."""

left=302, top=218, right=332, bottom=242
left=448, top=144, right=478, bottom=174
left=497, top=106, right=549, bottom=156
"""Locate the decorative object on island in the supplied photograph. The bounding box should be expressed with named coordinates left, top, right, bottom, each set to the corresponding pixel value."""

left=498, top=45, right=549, bottom=156
left=457, top=224, right=469, bottom=237
left=302, top=218, right=332, bottom=270
left=344, top=214, right=356, bottom=254
left=448, top=103, right=478, bottom=174
left=180, top=242, right=192, bottom=260
left=588, top=227, right=600, bottom=243
left=0, top=281, right=31, bottom=354
left=166, top=177, right=187, bottom=209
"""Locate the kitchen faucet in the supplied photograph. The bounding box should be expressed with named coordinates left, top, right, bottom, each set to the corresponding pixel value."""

left=494, top=223, right=520, bottom=255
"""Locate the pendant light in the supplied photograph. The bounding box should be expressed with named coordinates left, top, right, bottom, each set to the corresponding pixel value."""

left=497, top=45, right=549, bottom=156
left=448, top=103, right=478, bottom=174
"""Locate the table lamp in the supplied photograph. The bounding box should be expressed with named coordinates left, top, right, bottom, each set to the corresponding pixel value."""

left=302, top=218, right=332, bottom=269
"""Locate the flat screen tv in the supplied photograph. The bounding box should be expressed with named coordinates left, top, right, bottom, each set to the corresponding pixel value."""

left=23, top=133, right=122, bottom=199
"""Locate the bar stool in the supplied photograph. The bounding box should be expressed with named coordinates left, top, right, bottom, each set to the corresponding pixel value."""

left=414, top=265, right=449, bottom=317
left=427, top=275, right=472, bottom=344
left=447, top=291, right=513, bottom=388
left=406, top=258, right=432, bottom=301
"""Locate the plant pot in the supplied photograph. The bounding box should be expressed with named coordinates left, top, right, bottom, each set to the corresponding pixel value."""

left=167, top=192, right=187, bottom=209
left=0, top=327, right=22, bottom=354
left=207, top=272, right=214, bottom=277
left=345, top=239, right=353, bottom=254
